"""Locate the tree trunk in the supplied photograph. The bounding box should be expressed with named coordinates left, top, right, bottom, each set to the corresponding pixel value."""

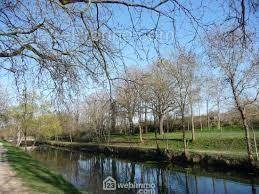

left=198, top=102, right=203, bottom=131
left=154, top=126, right=159, bottom=149
left=123, top=117, right=127, bottom=135
left=206, top=99, right=210, bottom=130
left=230, top=78, right=253, bottom=163
left=239, top=108, right=253, bottom=162
left=166, top=117, right=169, bottom=133
left=144, top=105, right=148, bottom=133
left=69, top=131, right=73, bottom=143
left=129, top=116, right=134, bottom=134
left=153, top=110, right=156, bottom=129
left=138, top=103, right=143, bottom=143
left=191, top=103, right=195, bottom=141
left=139, top=124, right=143, bottom=143
left=16, top=127, right=21, bottom=146
left=251, top=126, right=258, bottom=161
left=166, top=120, right=169, bottom=150
left=110, top=100, right=116, bottom=132
left=159, top=114, right=164, bottom=135
left=24, top=129, right=27, bottom=151
left=181, top=111, right=188, bottom=157
left=217, top=100, right=221, bottom=132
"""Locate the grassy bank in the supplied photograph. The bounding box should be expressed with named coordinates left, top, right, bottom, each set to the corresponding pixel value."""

left=44, top=129, right=259, bottom=168
left=45, top=139, right=259, bottom=175
left=1, top=141, right=84, bottom=194
left=107, top=130, right=259, bottom=157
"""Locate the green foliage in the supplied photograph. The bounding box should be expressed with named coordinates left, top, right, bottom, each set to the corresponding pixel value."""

left=36, top=114, right=63, bottom=139
left=9, top=103, right=36, bottom=125
left=6, top=98, right=66, bottom=140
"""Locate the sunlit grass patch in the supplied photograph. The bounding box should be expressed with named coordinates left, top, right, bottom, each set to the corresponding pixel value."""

left=1, top=141, right=85, bottom=194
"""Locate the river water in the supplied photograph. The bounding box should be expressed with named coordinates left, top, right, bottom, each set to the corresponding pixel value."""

left=30, top=146, right=259, bottom=194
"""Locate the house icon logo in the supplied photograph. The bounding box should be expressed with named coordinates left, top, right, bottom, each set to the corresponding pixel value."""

left=103, top=176, right=116, bottom=190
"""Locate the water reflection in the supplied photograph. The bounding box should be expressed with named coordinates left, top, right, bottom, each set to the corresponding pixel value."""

left=30, top=146, right=259, bottom=194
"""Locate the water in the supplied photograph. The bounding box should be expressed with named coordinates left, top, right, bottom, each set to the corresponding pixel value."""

left=30, top=146, right=259, bottom=194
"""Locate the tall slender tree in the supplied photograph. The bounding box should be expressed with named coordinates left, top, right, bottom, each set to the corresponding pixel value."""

left=206, top=28, right=259, bottom=163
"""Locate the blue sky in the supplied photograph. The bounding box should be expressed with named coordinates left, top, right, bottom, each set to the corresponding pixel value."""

left=0, top=0, right=258, bottom=114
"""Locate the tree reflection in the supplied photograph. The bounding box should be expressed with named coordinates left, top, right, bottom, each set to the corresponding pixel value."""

left=30, top=147, right=259, bottom=194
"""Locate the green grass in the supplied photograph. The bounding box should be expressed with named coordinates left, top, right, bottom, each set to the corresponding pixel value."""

left=1, top=141, right=85, bottom=194
left=107, top=129, right=259, bottom=158
left=46, top=127, right=259, bottom=160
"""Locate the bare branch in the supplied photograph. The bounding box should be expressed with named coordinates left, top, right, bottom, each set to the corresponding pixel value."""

left=0, top=21, right=44, bottom=36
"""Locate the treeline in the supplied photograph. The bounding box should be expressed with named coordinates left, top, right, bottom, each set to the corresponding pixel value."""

left=0, top=96, right=75, bottom=144
left=0, top=30, right=258, bottom=163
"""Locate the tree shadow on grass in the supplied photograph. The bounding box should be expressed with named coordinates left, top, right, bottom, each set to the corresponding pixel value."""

left=4, top=143, right=82, bottom=194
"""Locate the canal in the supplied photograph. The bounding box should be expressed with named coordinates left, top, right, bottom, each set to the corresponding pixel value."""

left=30, top=146, right=259, bottom=194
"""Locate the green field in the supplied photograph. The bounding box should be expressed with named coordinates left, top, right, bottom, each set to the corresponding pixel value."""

left=108, top=128, right=259, bottom=158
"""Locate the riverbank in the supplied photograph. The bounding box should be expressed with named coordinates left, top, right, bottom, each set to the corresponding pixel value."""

left=31, top=144, right=259, bottom=194
left=1, top=141, right=84, bottom=194
left=0, top=142, right=32, bottom=193
left=107, top=130, right=259, bottom=153
left=44, top=139, right=259, bottom=175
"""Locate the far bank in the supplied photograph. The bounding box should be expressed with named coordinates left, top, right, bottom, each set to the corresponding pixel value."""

left=44, top=140, right=259, bottom=176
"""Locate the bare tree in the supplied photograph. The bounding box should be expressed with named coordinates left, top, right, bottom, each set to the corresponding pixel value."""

left=203, top=77, right=213, bottom=130
left=0, top=86, right=8, bottom=127
left=115, top=69, right=147, bottom=142
left=167, top=49, right=197, bottom=157
left=206, top=28, right=259, bottom=163
left=223, top=0, right=258, bottom=46
left=116, top=73, right=139, bottom=135
left=83, top=92, right=110, bottom=142
left=188, top=79, right=200, bottom=141
left=145, top=61, right=176, bottom=135
left=210, top=77, right=225, bottom=131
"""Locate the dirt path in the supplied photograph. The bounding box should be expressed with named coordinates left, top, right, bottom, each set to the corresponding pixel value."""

left=0, top=142, right=34, bottom=194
